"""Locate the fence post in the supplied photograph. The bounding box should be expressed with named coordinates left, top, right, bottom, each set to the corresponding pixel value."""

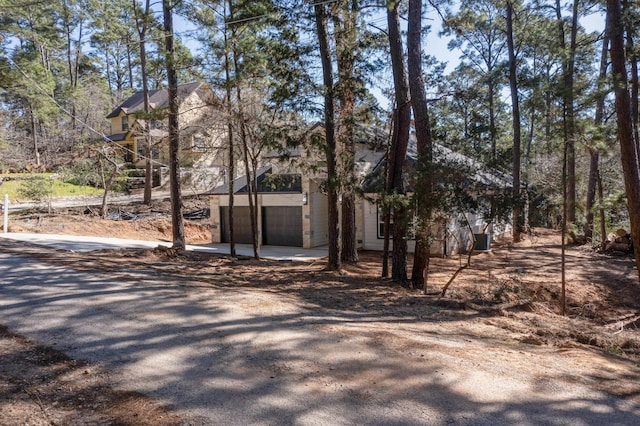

left=3, top=194, right=8, bottom=233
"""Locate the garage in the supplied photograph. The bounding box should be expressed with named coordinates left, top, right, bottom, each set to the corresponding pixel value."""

left=220, top=206, right=253, bottom=244
left=221, top=206, right=303, bottom=247
left=262, top=206, right=302, bottom=247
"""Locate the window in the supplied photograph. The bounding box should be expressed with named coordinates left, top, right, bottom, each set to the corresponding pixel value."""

left=193, top=135, right=207, bottom=151
left=122, top=144, right=133, bottom=163
left=377, top=205, right=392, bottom=239
left=136, top=138, right=145, bottom=159
left=121, top=116, right=129, bottom=132
left=376, top=203, right=416, bottom=240
left=136, top=138, right=157, bottom=160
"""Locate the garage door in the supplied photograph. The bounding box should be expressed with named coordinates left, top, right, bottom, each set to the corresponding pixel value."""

left=262, top=206, right=302, bottom=247
left=220, top=206, right=253, bottom=244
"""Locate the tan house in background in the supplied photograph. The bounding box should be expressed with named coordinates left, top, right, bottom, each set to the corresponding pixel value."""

left=104, top=82, right=227, bottom=189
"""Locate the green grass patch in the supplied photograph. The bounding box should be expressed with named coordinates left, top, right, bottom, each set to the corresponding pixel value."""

left=0, top=174, right=104, bottom=202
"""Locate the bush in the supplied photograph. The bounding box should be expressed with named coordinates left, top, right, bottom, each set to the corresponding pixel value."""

left=17, top=177, right=52, bottom=203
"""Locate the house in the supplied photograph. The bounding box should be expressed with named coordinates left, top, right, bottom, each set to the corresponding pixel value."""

left=359, top=142, right=513, bottom=255
left=209, top=126, right=512, bottom=254
left=209, top=124, right=384, bottom=249
left=104, top=82, right=227, bottom=189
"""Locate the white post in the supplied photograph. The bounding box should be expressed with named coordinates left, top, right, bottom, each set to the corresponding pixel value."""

left=3, top=194, right=8, bottom=233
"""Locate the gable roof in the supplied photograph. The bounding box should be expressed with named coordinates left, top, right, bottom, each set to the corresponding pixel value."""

left=106, top=82, right=204, bottom=118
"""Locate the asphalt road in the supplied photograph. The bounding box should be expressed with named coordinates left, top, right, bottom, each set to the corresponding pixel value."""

left=1, top=251, right=639, bottom=425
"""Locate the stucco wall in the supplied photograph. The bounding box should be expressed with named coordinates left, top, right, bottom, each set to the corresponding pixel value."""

left=361, top=198, right=418, bottom=253
left=309, top=181, right=328, bottom=247
left=360, top=199, right=507, bottom=256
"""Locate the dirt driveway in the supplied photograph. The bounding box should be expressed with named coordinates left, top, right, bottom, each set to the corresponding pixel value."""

left=1, top=226, right=640, bottom=425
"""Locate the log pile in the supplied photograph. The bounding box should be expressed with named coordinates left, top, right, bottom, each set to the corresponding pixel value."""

left=605, top=228, right=633, bottom=254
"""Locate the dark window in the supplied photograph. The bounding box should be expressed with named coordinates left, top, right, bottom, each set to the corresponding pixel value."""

left=136, top=139, right=145, bottom=159
left=377, top=203, right=416, bottom=240
left=122, top=144, right=133, bottom=163
left=121, top=116, right=129, bottom=132
left=193, top=135, right=206, bottom=151
left=377, top=205, right=392, bottom=239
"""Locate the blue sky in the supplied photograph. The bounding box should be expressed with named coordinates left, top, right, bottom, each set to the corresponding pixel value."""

left=173, top=3, right=607, bottom=110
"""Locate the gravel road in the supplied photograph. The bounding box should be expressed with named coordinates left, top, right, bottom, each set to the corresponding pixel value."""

left=1, top=250, right=639, bottom=425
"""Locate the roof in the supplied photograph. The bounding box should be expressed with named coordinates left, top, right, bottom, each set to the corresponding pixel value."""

left=103, top=132, right=128, bottom=142
left=106, top=82, right=204, bottom=118
left=211, top=165, right=303, bottom=195
left=362, top=139, right=513, bottom=193
left=211, top=165, right=270, bottom=195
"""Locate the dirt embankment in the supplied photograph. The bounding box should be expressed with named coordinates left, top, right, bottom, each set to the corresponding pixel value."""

left=7, top=197, right=212, bottom=244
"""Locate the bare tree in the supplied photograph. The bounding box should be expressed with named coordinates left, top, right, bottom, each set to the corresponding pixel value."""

left=506, top=1, right=523, bottom=242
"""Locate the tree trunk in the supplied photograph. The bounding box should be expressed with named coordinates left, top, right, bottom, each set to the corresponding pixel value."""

left=229, top=0, right=259, bottom=260
left=627, top=30, right=640, bottom=160
left=597, top=169, right=607, bottom=250
left=506, top=1, right=523, bottom=242
left=585, top=149, right=598, bottom=241
left=133, top=0, right=153, bottom=205
left=408, top=0, right=434, bottom=291
left=488, top=74, right=496, bottom=159
left=608, top=0, right=640, bottom=281
left=387, top=1, right=411, bottom=283
left=586, top=23, right=610, bottom=241
left=162, top=0, right=185, bottom=250
left=224, top=26, right=236, bottom=257
left=126, top=40, right=134, bottom=91
left=314, top=2, right=341, bottom=271
left=98, top=150, right=120, bottom=219
left=242, top=132, right=259, bottom=259
left=556, top=0, right=578, bottom=224
left=30, top=107, right=40, bottom=167
left=332, top=0, right=358, bottom=263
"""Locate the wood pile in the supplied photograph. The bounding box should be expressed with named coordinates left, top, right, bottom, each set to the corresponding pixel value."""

left=605, top=228, right=633, bottom=254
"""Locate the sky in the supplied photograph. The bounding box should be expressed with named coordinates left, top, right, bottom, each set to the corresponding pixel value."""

left=172, top=3, right=608, bottom=110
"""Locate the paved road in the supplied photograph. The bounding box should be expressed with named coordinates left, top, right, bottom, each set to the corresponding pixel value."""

left=1, top=251, right=639, bottom=425
left=0, top=232, right=328, bottom=261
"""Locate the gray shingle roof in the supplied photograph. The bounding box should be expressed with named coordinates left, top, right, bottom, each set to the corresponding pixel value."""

left=362, top=139, right=513, bottom=193
left=103, top=132, right=128, bottom=142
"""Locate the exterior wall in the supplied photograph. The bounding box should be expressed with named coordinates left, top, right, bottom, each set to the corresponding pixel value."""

left=110, top=113, right=128, bottom=135
left=210, top=196, right=221, bottom=243
left=361, top=198, right=462, bottom=256
left=109, top=84, right=224, bottom=169
left=444, top=213, right=512, bottom=255
left=211, top=190, right=331, bottom=248
left=355, top=195, right=364, bottom=248
left=179, top=86, right=215, bottom=125
left=309, top=180, right=328, bottom=247
left=361, top=197, right=417, bottom=253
